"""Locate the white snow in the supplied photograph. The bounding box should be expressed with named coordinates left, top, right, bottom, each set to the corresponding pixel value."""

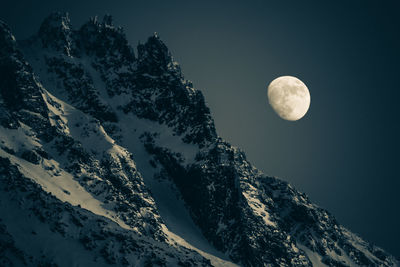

left=0, top=123, right=41, bottom=152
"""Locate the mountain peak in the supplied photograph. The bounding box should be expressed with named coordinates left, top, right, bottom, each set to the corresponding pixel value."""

left=38, top=12, right=74, bottom=55
left=40, top=12, right=71, bottom=29
left=83, top=14, right=117, bottom=30
left=143, top=33, right=168, bottom=52
left=77, top=15, right=134, bottom=64
left=137, top=34, right=181, bottom=76
left=102, top=14, right=113, bottom=27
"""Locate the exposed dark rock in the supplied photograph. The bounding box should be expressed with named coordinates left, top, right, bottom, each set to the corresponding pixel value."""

left=21, top=150, right=41, bottom=164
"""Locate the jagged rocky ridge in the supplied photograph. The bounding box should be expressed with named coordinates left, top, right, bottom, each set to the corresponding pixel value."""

left=0, top=12, right=397, bottom=266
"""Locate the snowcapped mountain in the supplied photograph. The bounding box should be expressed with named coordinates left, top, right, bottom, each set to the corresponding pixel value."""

left=0, top=12, right=397, bottom=266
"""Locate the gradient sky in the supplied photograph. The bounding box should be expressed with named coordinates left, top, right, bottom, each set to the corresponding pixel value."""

left=1, top=0, right=399, bottom=257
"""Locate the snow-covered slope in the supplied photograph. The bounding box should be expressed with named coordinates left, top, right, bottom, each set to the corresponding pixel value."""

left=0, top=12, right=397, bottom=266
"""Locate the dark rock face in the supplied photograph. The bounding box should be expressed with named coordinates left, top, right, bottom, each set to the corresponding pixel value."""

left=144, top=138, right=311, bottom=266
left=20, top=150, right=41, bottom=164
left=38, top=12, right=75, bottom=55
left=132, top=34, right=217, bottom=146
left=0, top=22, right=43, bottom=115
left=0, top=13, right=397, bottom=266
left=78, top=15, right=135, bottom=67
left=0, top=21, right=53, bottom=142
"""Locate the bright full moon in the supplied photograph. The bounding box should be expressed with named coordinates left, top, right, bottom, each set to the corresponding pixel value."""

left=267, top=76, right=310, bottom=121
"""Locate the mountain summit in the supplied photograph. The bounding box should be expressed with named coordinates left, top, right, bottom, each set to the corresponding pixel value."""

left=0, top=13, right=397, bottom=266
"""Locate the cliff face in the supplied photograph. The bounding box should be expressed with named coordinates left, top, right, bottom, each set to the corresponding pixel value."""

left=0, top=12, right=397, bottom=266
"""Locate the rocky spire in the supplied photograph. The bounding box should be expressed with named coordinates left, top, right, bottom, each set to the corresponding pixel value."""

left=102, top=14, right=113, bottom=27
left=38, top=12, right=74, bottom=56
left=78, top=15, right=135, bottom=64
left=137, top=34, right=181, bottom=77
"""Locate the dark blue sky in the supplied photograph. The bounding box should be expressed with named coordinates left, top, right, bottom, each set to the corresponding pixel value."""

left=1, top=0, right=399, bottom=256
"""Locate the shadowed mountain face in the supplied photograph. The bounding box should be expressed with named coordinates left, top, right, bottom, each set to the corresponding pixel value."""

left=0, top=12, right=397, bottom=266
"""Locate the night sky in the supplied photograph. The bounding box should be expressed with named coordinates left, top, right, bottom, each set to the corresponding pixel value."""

left=1, top=0, right=399, bottom=257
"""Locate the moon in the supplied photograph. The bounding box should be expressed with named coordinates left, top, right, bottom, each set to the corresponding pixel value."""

left=267, top=76, right=310, bottom=121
